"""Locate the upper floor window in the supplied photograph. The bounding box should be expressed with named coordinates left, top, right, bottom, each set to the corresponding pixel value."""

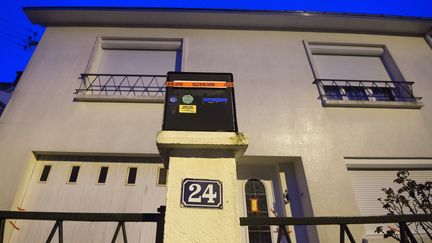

left=425, top=30, right=432, bottom=49
left=304, top=42, right=422, bottom=109
left=75, top=37, right=183, bottom=102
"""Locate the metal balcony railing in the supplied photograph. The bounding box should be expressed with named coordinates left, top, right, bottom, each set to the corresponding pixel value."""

left=76, top=74, right=167, bottom=96
left=0, top=206, right=165, bottom=243
left=313, top=79, right=422, bottom=102
left=240, top=214, right=432, bottom=243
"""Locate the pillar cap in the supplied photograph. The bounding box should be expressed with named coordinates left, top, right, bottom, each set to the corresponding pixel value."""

left=156, top=131, right=248, bottom=166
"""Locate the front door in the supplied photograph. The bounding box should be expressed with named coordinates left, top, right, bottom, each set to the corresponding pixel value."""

left=237, top=165, right=285, bottom=243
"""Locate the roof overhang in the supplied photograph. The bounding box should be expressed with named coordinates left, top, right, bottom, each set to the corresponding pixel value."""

left=24, top=7, right=432, bottom=36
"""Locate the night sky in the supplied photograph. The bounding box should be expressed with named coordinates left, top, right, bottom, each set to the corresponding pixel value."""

left=1, top=0, right=431, bottom=83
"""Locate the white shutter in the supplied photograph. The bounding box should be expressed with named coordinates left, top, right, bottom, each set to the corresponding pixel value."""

left=313, top=55, right=391, bottom=81
left=98, top=49, right=179, bottom=75
left=349, top=170, right=432, bottom=235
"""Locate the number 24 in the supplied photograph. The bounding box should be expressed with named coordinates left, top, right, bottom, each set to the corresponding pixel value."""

left=188, top=183, right=217, bottom=203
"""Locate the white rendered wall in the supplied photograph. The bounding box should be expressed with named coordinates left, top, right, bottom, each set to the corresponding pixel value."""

left=0, top=27, right=432, bottom=242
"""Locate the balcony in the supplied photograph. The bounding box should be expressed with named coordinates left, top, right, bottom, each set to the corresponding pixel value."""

left=75, top=74, right=167, bottom=103
left=313, top=79, right=423, bottom=109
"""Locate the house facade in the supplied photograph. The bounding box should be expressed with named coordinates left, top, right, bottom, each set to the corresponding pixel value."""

left=0, top=7, right=431, bottom=243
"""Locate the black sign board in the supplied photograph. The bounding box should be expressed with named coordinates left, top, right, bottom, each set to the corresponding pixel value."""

left=181, top=178, right=223, bottom=209
left=163, top=72, right=238, bottom=132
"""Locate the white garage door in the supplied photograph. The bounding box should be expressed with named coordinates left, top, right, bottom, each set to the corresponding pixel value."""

left=349, top=169, right=432, bottom=236
left=9, top=160, right=167, bottom=243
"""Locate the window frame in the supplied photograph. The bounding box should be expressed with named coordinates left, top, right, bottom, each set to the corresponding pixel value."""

left=85, top=36, right=184, bottom=75
left=304, top=41, right=423, bottom=109
left=243, top=178, right=273, bottom=243
left=96, top=165, right=109, bottom=185
left=125, top=166, right=138, bottom=186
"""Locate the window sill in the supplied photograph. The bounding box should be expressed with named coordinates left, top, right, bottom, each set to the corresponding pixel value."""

left=322, top=99, right=423, bottom=109
left=74, top=94, right=165, bottom=103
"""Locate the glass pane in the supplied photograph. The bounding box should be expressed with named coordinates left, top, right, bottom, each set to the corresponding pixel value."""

left=127, top=167, right=138, bottom=184
left=98, top=166, right=109, bottom=184
left=323, top=86, right=342, bottom=100
left=371, top=87, right=395, bottom=101
left=245, top=179, right=272, bottom=242
left=39, top=165, right=51, bottom=182
left=158, top=168, right=168, bottom=185
left=68, top=166, right=80, bottom=183
left=254, top=181, right=266, bottom=194
left=345, top=86, right=369, bottom=101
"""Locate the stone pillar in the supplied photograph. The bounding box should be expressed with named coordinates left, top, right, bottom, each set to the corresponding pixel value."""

left=156, top=131, right=248, bottom=243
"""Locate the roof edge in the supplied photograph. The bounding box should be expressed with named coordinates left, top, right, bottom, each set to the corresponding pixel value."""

left=23, top=6, right=432, bottom=22
left=23, top=7, right=432, bottom=36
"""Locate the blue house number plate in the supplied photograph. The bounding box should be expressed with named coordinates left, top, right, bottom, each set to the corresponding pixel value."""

left=181, top=178, right=223, bottom=209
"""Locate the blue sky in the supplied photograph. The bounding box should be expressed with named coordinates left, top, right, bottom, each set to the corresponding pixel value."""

left=1, top=0, right=431, bottom=83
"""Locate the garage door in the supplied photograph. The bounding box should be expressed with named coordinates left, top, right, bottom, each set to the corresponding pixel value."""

left=349, top=169, right=432, bottom=235
left=9, top=160, right=167, bottom=243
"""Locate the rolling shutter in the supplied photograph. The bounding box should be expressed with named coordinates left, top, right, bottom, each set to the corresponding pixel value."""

left=313, top=55, right=391, bottom=81
left=349, top=170, right=432, bottom=235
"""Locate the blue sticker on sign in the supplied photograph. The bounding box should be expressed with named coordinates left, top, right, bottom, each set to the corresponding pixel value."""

left=203, top=97, right=228, bottom=103
left=169, top=96, right=178, bottom=103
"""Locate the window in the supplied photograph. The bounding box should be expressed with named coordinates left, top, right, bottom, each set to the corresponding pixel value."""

left=68, top=166, right=80, bottom=183
left=97, top=166, right=109, bottom=184
left=305, top=42, right=422, bottom=108
left=39, top=165, right=52, bottom=182
left=126, top=167, right=138, bottom=185
left=97, top=38, right=182, bottom=75
left=157, top=167, right=168, bottom=186
left=425, top=30, right=432, bottom=49
left=76, top=37, right=183, bottom=101
left=245, top=179, right=272, bottom=242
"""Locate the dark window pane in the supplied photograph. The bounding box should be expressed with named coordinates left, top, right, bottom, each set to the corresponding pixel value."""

left=371, top=87, right=395, bottom=101
left=254, top=181, right=266, bottom=193
left=249, top=232, right=260, bottom=243
left=259, top=230, right=272, bottom=242
left=98, top=166, right=109, bottom=184
left=245, top=179, right=272, bottom=242
left=323, top=86, right=342, bottom=100
left=39, top=165, right=52, bottom=182
left=68, top=166, right=80, bottom=183
left=127, top=167, right=137, bottom=184
left=158, top=168, right=168, bottom=185
left=245, top=181, right=255, bottom=193
left=345, top=86, right=369, bottom=100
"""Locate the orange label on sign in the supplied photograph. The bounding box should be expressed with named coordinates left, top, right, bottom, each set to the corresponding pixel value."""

left=250, top=198, right=259, bottom=213
left=166, top=81, right=234, bottom=88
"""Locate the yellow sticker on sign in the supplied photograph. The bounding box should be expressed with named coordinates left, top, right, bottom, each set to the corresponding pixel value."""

left=179, top=105, right=196, bottom=113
